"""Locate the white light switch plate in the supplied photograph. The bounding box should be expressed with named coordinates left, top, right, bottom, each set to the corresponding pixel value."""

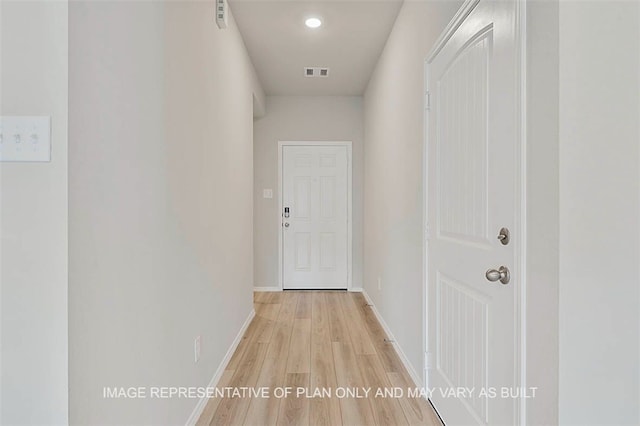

left=263, top=189, right=273, bottom=199
left=0, top=116, right=51, bottom=162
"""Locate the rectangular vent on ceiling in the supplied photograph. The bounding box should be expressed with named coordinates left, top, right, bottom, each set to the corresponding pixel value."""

left=304, top=67, right=330, bottom=78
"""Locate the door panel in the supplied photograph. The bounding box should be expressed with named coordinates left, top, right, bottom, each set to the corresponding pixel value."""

left=437, top=28, right=491, bottom=245
left=294, top=232, right=311, bottom=270
left=427, top=1, right=520, bottom=425
left=283, top=145, right=348, bottom=289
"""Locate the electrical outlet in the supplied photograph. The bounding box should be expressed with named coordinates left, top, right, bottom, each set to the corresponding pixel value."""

left=377, top=277, right=382, bottom=291
left=194, top=335, right=201, bottom=363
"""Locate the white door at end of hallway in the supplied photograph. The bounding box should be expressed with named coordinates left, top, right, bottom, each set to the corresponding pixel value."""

left=426, top=0, right=521, bottom=424
left=282, top=145, right=349, bottom=290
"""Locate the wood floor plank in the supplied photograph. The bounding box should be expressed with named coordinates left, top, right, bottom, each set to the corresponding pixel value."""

left=357, top=354, right=408, bottom=426
left=388, top=372, right=442, bottom=426
left=374, top=340, right=408, bottom=376
left=243, top=295, right=297, bottom=426
left=256, top=301, right=282, bottom=320
left=325, top=292, right=349, bottom=343
left=332, top=342, right=376, bottom=426
left=255, top=302, right=282, bottom=344
left=226, top=311, right=269, bottom=371
left=339, top=293, right=376, bottom=355
left=254, top=292, right=268, bottom=304
left=309, top=293, right=342, bottom=426
left=277, top=292, right=299, bottom=323
left=277, top=373, right=310, bottom=426
left=242, top=332, right=291, bottom=425
left=311, top=293, right=331, bottom=339
left=350, top=292, right=389, bottom=344
left=211, top=342, right=269, bottom=425
left=266, top=291, right=285, bottom=304
left=295, top=292, right=312, bottom=319
left=286, top=318, right=311, bottom=373
left=351, top=293, right=407, bottom=374
left=196, top=369, right=235, bottom=426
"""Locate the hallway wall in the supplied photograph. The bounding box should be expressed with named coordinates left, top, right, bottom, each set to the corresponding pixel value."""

left=69, top=2, right=261, bottom=424
left=0, top=1, right=68, bottom=423
left=253, top=96, right=364, bottom=290
left=362, top=0, right=463, bottom=382
left=559, top=1, right=640, bottom=423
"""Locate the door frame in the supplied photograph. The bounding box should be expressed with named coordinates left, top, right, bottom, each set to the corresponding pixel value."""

left=422, top=0, right=528, bottom=423
left=277, top=141, right=353, bottom=291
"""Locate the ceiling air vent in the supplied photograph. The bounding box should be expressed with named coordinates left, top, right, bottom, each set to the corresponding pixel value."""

left=304, top=67, right=330, bottom=78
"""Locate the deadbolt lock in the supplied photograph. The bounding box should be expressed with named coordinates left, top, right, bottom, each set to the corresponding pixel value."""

left=497, top=227, right=510, bottom=245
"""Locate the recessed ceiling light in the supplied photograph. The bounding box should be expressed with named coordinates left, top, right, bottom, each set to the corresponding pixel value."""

left=305, top=17, right=322, bottom=29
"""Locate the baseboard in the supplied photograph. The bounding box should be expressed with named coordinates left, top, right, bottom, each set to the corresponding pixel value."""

left=255, top=286, right=358, bottom=292
left=185, top=308, right=255, bottom=426
left=361, top=290, right=423, bottom=389
left=253, top=286, right=282, bottom=292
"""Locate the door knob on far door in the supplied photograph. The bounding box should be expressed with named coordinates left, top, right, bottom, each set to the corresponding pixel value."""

left=284, top=222, right=290, bottom=228
left=485, top=265, right=510, bottom=285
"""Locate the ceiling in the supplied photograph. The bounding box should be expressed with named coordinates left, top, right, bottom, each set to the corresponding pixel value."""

left=230, top=0, right=403, bottom=96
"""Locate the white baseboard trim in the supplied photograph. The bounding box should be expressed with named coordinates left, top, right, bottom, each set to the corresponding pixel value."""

left=348, top=287, right=364, bottom=292
left=361, top=290, right=423, bottom=389
left=185, top=308, right=255, bottom=426
left=253, top=286, right=282, bottom=292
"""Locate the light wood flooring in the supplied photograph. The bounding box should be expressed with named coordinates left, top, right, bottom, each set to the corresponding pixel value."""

left=197, top=291, right=442, bottom=426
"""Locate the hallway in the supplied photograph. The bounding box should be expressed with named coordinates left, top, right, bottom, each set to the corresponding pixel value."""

left=2, top=0, right=640, bottom=424
left=197, top=292, right=441, bottom=425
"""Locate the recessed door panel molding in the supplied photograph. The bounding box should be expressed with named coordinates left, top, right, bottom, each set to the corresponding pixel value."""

left=437, top=28, right=492, bottom=246
left=319, top=153, right=337, bottom=168
left=294, top=233, right=312, bottom=271
left=319, top=232, right=337, bottom=270
left=295, top=153, right=313, bottom=168
left=294, top=177, right=311, bottom=219
left=436, top=272, right=489, bottom=424
left=280, top=142, right=352, bottom=290
left=426, top=0, right=523, bottom=424
left=320, top=176, right=336, bottom=219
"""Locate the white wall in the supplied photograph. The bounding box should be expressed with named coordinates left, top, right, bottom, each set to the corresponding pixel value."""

left=559, top=1, right=640, bottom=424
left=69, top=2, right=261, bottom=423
left=253, top=96, right=364, bottom=289
left=524, top=1, right=560, bottom=423
left=363, top=0, right=463, bottom=379
left=0, top=1, right=69, bottom=424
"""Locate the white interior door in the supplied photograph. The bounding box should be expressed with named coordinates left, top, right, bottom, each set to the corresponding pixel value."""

left=282, top=144, right=349, bottom=289
left=426, top=0, right=520, bottom=425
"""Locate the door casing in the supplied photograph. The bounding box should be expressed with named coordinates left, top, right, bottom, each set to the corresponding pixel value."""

left=278, top=141, right=353, bottom=291
left=422, top=0, right=528, bottom=423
